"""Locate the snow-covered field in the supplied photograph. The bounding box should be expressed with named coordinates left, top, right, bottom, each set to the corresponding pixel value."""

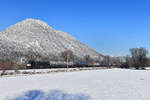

left=1, top=68, right=150, bottom=100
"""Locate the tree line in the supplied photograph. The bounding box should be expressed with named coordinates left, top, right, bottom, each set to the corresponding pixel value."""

left=0, top=50, right=96, bottom=70
left=103, top=47, right=149, bottom=69
left=0, top=47, right=149, bottom=72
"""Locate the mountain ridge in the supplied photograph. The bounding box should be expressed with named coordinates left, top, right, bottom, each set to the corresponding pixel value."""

left=0, top=18, right=103, bottom=62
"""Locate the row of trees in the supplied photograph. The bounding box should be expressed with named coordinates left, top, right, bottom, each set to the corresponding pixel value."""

left=126, top=47, right=149, bottom=69
left=0, top=50, right=95, bottom=70
left=103, top=47, right=149, bottom=69
left=1, top=47, right=149, bottom=71
left=60, top=50, right=94, bottom=67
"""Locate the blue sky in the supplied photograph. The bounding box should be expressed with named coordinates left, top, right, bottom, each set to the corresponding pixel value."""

left=0, top=0, right=150, bottom=56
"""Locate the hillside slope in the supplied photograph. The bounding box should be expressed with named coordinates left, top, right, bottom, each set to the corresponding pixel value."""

left=0, top=19, right=103, bottom=62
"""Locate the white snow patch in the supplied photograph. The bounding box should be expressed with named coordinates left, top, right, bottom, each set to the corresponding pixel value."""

left=1, top=69, right=150, bottom=100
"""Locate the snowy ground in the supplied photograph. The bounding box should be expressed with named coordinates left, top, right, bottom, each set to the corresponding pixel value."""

left=1, top=68, right=150, bottom=100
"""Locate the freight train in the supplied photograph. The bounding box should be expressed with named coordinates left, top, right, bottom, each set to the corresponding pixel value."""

left=26, top=60, right=101, bottom=69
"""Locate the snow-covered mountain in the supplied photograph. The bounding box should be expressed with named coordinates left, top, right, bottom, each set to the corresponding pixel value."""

left=0, top=18, right=103, bottom=62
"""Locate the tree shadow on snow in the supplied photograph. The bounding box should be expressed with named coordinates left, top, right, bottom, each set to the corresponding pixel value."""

left=7, top=90, right=91, bottom=100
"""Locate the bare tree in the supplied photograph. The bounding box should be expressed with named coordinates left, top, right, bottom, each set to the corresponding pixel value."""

left=84, top=55, right=94, bottom=66
left=0, top=61, right=13, bottom=76
left=112, top=57, right=122, bottom=67
left=146, top=58, right=150, bottom=67
left=61, top=50, right=74, bottom=68
left=84, top=55, right=91, bottom=62
left=103, top=55, right=111, bottom=68
left=130, top=47, right=148, bottom=69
